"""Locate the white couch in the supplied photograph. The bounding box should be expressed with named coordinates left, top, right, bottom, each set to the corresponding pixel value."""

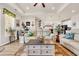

left=60, top=33, right=79, bottom=56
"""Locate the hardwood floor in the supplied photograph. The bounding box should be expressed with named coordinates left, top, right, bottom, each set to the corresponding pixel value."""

left=55, top=43, right=75, bottom=56
left=0, top=41, right=24, bottom=56
left=0, top=41, right=75, bottom=56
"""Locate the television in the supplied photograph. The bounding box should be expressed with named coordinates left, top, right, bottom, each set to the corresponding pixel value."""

left=26, top=22, right=30, bottom=26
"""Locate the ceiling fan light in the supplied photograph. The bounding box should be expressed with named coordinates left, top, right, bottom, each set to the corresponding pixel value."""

left=42, top=3, right=45, bottom=8
left=52, top=7, right=55, bottom=10
left=26, top=7, right=30, bottom=10
left=72, top=10, right=76, bottom=13
left=33, top=3, right=38, bottom=6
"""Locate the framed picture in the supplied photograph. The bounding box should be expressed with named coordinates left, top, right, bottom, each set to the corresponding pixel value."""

left=26, top=22, right=30, bottom=26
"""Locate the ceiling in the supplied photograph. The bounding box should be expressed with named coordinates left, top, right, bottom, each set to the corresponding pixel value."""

left=5, top=3, right=79, bottom=20
left=15, top=3, right=64, bottom=13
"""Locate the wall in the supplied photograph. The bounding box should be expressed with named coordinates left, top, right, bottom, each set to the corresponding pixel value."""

left=71, top=14, right=79, bottom=29
left=25, top=13, right=62, bottom=28
left=24, top=17, right=36, bottom=32
left=0, top=9, right=1, bottom=45
left=20, top=15, right=61, bottom=30
left=0, top=4, right=6, bottom=46
left=0, top=9, right=6, bottom=46
left=0, top=4, right=22, bottom=46
left=19, top=16, right=39, bottom=36
left=62, top=14, right=79, bottom=28
left=40, top=15, right=61, bottom=29
left=71, top=14, right=79, bottom=33
left=62, top=14, right=79, bottom=33
left=62, top=20, right=72, bottom=27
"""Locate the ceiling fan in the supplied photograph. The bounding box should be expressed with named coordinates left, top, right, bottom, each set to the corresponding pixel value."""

left=33, top=3, right=45, bottom=8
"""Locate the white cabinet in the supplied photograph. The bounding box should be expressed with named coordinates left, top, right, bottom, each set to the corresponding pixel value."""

left=28, top=45, right=41, bottom=49
left=41, top=45, right=55, bottom=56
left=27, top=45, right=55, bottom=56
left=28, top=50, right=41, bottom=55
left=41, top=49, right=54, bottom=56
left=71, top=15, right=79, bottom=29
left=41, top=45, right=54, bottom=49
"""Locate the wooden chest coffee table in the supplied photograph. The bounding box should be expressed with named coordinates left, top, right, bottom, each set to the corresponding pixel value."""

left=26, top=39, right=56, bottom=56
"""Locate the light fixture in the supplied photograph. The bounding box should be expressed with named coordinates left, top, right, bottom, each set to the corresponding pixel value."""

left=51, top=7, right=55, bottom=10
left=26, top=7, right=30, bottom=10
left=72, top=10, right=76, bottom=13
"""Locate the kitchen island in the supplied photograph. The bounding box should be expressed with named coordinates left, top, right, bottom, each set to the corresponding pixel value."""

left=25, top=39, right=55, bottom=56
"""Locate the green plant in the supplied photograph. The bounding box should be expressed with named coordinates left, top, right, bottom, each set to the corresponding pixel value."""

left=55, top=25, right=61, bottom=34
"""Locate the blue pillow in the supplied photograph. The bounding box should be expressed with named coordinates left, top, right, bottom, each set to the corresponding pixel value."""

left=65, top=33, right=74, bottom=39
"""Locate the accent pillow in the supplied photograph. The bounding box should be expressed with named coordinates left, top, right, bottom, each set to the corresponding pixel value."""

left=65, top=33, right=74, bottom=39
left=28, top=31, right=33, bottom=36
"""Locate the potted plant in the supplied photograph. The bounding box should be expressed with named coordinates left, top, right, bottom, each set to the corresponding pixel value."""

left=55, top=25, right=62, bottom=42
left=55, top=25, right=61, bottom=35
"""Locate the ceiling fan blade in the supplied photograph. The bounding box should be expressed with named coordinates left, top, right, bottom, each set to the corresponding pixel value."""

left=42, top=3, right=45, bottom=8
left=33, top=3, right=38, bottom=6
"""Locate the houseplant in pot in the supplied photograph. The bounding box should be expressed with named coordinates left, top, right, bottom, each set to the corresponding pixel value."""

left=55, top=25, right=61, bottom=42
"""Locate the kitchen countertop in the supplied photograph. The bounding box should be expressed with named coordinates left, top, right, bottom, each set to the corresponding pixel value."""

left=25, top=39, right=55, bottom=45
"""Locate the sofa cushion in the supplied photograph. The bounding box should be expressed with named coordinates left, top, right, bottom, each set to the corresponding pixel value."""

left=74, top=34, right=79, bottom=41
left=69, top=40, right=79, bottom=50
left=61, top=38, right=79, bottom=50
left=61, top=38, right=73, bottom=44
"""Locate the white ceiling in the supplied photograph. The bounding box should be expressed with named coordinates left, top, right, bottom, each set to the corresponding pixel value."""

left=15, top=3, right=64, bottom=13
left=5, top=3, right=79, bottom=21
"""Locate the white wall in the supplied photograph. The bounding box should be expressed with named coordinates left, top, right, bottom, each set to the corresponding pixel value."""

left=61, top=14, right=79, bottom=33
left=20, top=17, right=39, bottom=36
left=0, top=9, right=1, bottom=45
left=71, top=14, right=79, bottom=29
left=0, top=4, right=6, bottom=46
left=40, top=16, right=61, bottom=29
left=62, top=14, right=79, bottom=29
left=62, top=20, right=72, bottom=27
left=0, top=4, right=22, bottom=46
left=21, top=15, right=61, bottom=30
left=0, top=10, right=6, bottom=46
left=70, top=14, right=79, bottom=33
left=24, top=18, right=36, bottom=31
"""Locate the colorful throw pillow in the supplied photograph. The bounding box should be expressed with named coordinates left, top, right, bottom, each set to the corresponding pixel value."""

left=65, top=33, right=74, bottom=39
left=28, top=31, right=33, bottom=36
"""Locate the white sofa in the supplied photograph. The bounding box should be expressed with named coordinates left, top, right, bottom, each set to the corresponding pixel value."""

left=60, top=33, right=79, bottom=56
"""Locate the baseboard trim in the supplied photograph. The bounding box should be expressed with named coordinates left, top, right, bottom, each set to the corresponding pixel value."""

left=0, top=41, right=9, bottom=46
left=61, top=44, right=77, bottom=56
left=0, top=40, right=17, bottom=47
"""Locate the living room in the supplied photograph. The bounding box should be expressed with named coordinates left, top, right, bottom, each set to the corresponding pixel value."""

left=0, top=3, right=79, bottom=56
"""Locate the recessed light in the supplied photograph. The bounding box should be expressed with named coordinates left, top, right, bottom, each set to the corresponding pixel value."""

left=51, top=7, right=55, bottom=10
left=72, top=10, right=76, bottom=13
left=26, top=7, right=30, bottom=10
